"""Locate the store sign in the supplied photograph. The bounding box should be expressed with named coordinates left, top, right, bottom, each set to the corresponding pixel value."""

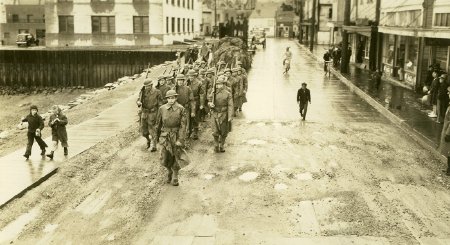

left=425, top=38, right=450, bottom=46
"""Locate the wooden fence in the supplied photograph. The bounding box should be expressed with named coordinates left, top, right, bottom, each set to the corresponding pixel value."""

left=0, top=50, right=175, bottom=88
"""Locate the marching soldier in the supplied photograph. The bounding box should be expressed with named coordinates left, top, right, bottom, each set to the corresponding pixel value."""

left=208, top=76, right=233, bottom=153
left=175, top=74, right=195, bottom=139
left=137, top=78, right=163, bottom=151
left=156, top=90, right=188, bottom=186
left=157, top=75, right=172, bottom=104
left=187, top=69, right=204, bottom=140
left=231, top=68, right=243, bottom=115
left=238, top=67, right=248, bottom=111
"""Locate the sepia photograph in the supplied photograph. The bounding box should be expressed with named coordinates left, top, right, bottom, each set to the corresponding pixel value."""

left=1, top=0, right=450, bottom=244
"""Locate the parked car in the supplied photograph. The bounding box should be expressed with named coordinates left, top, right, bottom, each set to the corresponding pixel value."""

left=16, top=33, right=39, bottom=47
left=249, top=29, right=266, bottom=49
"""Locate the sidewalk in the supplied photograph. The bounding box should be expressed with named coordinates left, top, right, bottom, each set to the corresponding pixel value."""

left=297, top=41, right=445, bottom=160
left=0, top=63, right=173, bottom=209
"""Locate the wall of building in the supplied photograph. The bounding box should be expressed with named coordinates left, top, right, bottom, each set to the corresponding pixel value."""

left=0, top=4, right=45, bottom=45
left=249, top=18, right=275, bottom=37
left=45, top=0, right=201, bottom=47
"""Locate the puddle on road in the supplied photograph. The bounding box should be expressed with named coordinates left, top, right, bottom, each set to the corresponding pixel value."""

left=43, top=223, right=58, bottom=233
left=203, top=174, right=215, bottom=180
left=295, top=172, right=313, bottom=180
left=274, top=183, right=288, bottom=191
left=0, top=207, right=39, bottom=244
left=239, top=172, right=259, bottom=182
left=247, top=139, right=267, bottom=145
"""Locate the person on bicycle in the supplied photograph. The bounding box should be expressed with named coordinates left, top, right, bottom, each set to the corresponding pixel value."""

left=283, top=47, right=292, bottom=74
left=323, top=50, right=331, bottom=72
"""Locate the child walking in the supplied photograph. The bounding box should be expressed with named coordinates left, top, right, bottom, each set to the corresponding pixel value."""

left=46, top=105, right=69, bottom=159
left=21, top=105, right=48, bottom=160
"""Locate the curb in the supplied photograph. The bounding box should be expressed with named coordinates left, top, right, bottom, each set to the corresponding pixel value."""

left=295, top=42, right=446, bottom=164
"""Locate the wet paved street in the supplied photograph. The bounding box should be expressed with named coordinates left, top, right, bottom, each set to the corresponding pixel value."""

left=1, top=38, right=450, bottom=245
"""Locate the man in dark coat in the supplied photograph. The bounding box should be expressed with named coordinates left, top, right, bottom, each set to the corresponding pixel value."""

left=323, top=50, right=331, bottom=72
left=175, top=74, right=195, bottom=138
left=297, top=83, right=311, bottom=120
left=187, top=69, right=204, bottom=140
left=46, top=105, right=69, bottom=159
left=21, top=105, right=48, bottom=159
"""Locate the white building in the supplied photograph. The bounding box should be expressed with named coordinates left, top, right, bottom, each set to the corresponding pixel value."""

left=248, top=2, right=278, bottom=37
left=45, top=0, right=202, bottom=47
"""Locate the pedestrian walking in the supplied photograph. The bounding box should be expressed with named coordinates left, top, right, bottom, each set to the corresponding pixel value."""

left=156, top=90, right=188, bottom=186
left=208, top=76, right=233, bottom=153
left=21, top=105, right=48, bottom=160
left=46, top=105, right=69, bottom=159
left=439, top=86, right=450, bottom=176
left=297, top=83, right=311, bottom=120
left=323, top=50, right=331, bottom=72
left=283, top=47, right=292, bottom=74
left=429, top=71, right=440, bottom=118
left=137, top=78, right=163, bottom=151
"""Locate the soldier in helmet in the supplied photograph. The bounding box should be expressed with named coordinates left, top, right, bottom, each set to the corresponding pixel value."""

left=231, top=68, right=243, bottom=115
left=136, top=78, right=163, bottom=151
left=208, top=76, right=233, bottom=152
left=175, top=74, right=195, bottom=138
left=156, top=90, right=188, bottom=186
left=186, top=69, right=204, bottom=140
left=157, top=75, right=172, bottom=105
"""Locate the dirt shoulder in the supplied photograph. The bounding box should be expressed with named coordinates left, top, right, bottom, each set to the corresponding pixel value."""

left=0, top=72, right=150, bottom=158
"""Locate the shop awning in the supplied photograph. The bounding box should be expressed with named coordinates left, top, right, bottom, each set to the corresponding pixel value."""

left=379, top=26, right=450, bottom=39
left=342, top=25, right=372, bottom=36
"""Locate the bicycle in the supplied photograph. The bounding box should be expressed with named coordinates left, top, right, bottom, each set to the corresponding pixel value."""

left=283, top=59, right=291, bottom=74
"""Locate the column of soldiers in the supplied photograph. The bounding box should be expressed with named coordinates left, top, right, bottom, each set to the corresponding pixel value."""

left=137, top=58, right=249, bottom=186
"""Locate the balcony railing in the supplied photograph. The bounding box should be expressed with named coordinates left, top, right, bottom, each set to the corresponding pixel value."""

left=7, top=19, right=45, bottom=23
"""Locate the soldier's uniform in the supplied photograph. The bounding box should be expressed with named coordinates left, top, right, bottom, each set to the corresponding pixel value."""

left=137, top=78, right=163, bottom=151
left=208, top=77, right=234, bottom=152
left=156, top=90, right=188, bottom=186
left=231, top=68, right=244, bottom=115
left=202, top=68, right=215, bottom=120
left=175, top=74, right=195, bottom=138
left=157, top=76, right=172, bottom=105
left=239, top=67, right=248, bottom=110
left=187, top=69, right=204, bottom=139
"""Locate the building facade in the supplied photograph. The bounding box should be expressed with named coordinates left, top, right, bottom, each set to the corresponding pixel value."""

left=248, top=2, right=278, bottom=38
left=0, top=0, right=45, bottom=46
left=45, top=0, right=201, bottom=47
left=300, top=0, right=333, bottom=44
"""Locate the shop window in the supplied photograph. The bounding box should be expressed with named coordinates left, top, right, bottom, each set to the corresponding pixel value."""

left=59, top=16, right=74, bottom=33
left=383, top=34, right=395, bottom=65
left=27, top=15, right=33, bottom=23
left=133, top=16, right=149, bottom=33
left=405, top=37, right=418, bottom=72
left=18, top=29, right=29, bottom=34
left=92, top=16, right=115, bottom=34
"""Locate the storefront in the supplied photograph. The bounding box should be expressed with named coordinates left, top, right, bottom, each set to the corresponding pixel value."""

left=425, top=38, right=450, bottom=73
left=381, top=33, right=420, bottom=88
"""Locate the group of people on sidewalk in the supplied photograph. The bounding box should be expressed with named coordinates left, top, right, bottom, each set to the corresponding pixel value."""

left=137, top=58, right=248, bottom=186
left=20, top=105, right=69, bottom=160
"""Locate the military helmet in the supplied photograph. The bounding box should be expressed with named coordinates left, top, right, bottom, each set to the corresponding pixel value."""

left=236, top=61, right=243, bottom=65
left=216, top=76, right=226, bottom=84
left=176, top=74, right=186, bottom=80
left=199, top=68, right=206, bottom=75
left=231, top=68, right=240, bottom=73
left=206, top=68, right=215, bottom=74
left=165, top=90, right=179, bottom=98
left=158, top=75, right=165, bottom=80
left=224, top=68, right=231, bottom=73
left=144, top=78, right=152, bottom=86
left=187, top=69, right=197, bottom=76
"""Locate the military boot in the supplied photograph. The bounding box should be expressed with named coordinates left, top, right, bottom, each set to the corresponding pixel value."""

left=192, top=128, right=199, bottom=140
left=171, top=170, right=179, bottom=186
left=444, top=157, right=450, bottom=176
left=150, top=138, right=157, bottom=152
left=166, top=168, right=173, bottom=184
left=219, top=138, right=226, bottom=152
left=46, top=151, right=54, bottom=160
left=63, top=147, right=68, bottom=156
left=214, top=136, right=220, bottom=153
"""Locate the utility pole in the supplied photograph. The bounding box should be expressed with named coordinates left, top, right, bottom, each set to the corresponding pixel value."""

left=310, top=0, right=316, bottom=52
left=369, top=0, right=381, bottom=71
left=340, top=0, right=351, bottom=73
left=214, top=0, right=217, bottom=27
left=299, top=0, right=303, bottom=44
